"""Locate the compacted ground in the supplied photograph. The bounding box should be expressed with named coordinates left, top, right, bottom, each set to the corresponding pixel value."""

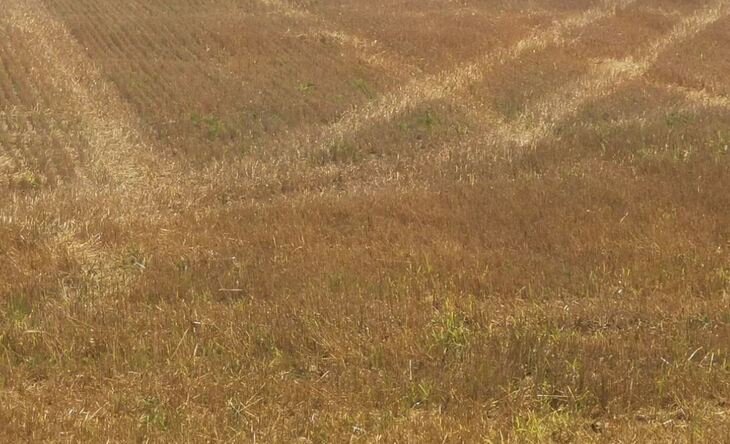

left=1, top=0, right=729, bottom=441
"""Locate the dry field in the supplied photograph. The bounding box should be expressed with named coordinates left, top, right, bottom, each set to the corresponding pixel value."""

left=1, top=0, right=729, bottom=441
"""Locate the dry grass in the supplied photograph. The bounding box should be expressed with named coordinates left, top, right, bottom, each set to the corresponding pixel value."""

left=1, top=0, right=729, bottom=442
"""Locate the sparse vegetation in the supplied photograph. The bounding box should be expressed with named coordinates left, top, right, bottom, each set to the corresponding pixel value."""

left=1, top=0, right=729, bottom=441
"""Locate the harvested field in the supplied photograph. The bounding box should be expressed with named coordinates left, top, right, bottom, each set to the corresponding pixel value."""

left=1, top=0, right=729, bottom=441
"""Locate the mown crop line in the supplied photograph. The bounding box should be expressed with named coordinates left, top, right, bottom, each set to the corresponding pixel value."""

left=2, top=0, right=180, bottom=194
left=310, top=1, right=637, bottom=153
left=474, top=0, right=730, bottom=150
left=179, top=1, right=639, bottom=204
left=236, top=0, right=636, bottom=166
left=1, top=0, right=188, bottom=302
left=258, top=0, right=642, bottom=147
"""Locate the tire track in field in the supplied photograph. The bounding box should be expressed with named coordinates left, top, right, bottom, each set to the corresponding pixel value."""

left=262, top=0, right=636, bottom=157
left=489, top=1, right=730, bottom=147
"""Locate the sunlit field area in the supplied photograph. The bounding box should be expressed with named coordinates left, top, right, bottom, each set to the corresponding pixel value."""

left=1, top=0, right=729, bottom=441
